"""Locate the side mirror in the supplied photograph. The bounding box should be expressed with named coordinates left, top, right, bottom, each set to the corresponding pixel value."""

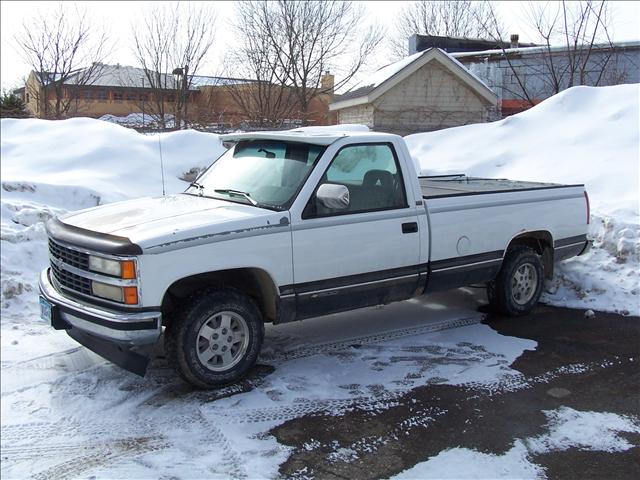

left=317, top=183, right=350, bottom=210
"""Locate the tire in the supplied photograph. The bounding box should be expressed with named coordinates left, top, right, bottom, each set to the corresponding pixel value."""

left=487, top=245, right=544, bottom=317
left=165, top=288, right=264, bottom=389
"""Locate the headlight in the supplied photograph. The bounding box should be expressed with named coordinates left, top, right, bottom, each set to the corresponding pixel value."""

left=89, top=256, right=136, bottom=279
left=91, top=281, right=138, bottom=305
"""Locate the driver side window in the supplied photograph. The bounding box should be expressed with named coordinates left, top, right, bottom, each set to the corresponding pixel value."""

left=304, top=143, right=408, bottom=218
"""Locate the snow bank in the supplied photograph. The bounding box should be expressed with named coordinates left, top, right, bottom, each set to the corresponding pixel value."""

left=1, top=117, right=225, bottom=313
left=406, top=84, right=640, bottom=315
left=393, top=406, right=640, bottom=479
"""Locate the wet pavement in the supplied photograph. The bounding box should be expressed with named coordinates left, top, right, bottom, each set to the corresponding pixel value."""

left=271, top=304, right=640, bottom=479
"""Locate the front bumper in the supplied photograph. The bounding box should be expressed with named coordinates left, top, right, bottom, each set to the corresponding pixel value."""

left=39, top=268, right=162, bottom=375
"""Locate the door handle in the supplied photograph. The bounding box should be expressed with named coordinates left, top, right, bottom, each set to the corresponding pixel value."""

left=402, top=222, right=418, bottom=234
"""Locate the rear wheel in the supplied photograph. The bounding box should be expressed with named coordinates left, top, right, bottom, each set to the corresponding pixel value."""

left=165, top=288, right=264, bottom=389
left=487, top=246, right=544, bottom=317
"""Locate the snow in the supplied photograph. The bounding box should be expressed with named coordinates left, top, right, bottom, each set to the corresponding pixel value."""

left=99, top=112, right=174, bottom=128
left=452, top=40, right=640, bottom=59
left=1, top=117, right=226, bottom=359
left=342, top=48, right=491, bottom=98
left=1, top=289, right=541, bottom=479
left=361, top=50, right=426, bottom=90
left=292, top=124, right=370, bottom=133
left=406, top=84, right=640, bottom=315
left=1, top=87, right=638, bottom=477
left=393, top=407, right=640, bottom=479
left=393, top=442, right=544, bottom=480
left=528, top=406, right=640, bottom=454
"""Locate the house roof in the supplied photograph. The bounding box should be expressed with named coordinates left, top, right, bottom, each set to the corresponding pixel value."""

left=190, top=75, right=256, bottom=87
left=32, top=64, right=252, bottom=91
left=329, top=48, right=498, bottom=111
left=453, top=40, right=640, bottom=61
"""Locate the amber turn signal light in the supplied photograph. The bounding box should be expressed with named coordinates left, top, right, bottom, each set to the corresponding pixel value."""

left=123, top=286, right=138, bottom=305
left=121, top=260, right=136, bottom=279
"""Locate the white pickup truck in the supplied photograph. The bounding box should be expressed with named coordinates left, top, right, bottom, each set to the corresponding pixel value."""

left=39, top=131, right=590, bottom=388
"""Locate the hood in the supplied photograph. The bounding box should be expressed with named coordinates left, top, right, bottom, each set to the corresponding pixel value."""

left=60, top=194, right=289, bottom=250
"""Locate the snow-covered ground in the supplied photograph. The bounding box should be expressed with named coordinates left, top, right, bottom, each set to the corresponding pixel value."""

left=1, top=117, right=225, bottom=355
left=406, top=84, right=640, bottom=315
left=393, top=406, right=640, bottom=479
left=1, top=86, right=639, bottom=478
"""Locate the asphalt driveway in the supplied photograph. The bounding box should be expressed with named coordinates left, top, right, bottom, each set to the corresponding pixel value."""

left=272, top=304, right=640, bottom=479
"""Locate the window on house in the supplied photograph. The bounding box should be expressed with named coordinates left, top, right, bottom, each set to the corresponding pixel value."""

left=167, top=95, right=175, bottom=103
left=26, top=93, right=30, bottom=102
left=139, top=93, right=148, bottom=102
left=126, top=91, right=136, bottom=101
left=96, top=90, right=108, bottom=101
left=113, top=92, right=123, bottom=101
left=84, top=90, right=93, bottom=101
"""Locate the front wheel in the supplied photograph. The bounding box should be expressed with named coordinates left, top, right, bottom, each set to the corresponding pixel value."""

left=165, top=288, right=264, bottom=389
left=487, top=246, right=544, bottom=317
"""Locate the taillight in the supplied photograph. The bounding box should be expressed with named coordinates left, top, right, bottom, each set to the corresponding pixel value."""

left=584, top=191, right=590, bottom=224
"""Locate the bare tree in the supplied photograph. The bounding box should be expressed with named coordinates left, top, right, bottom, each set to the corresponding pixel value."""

left=222, top=1, right=299, bottom=129
left=131, top=2, right=216, bottom=129
left=476, top=1, right=619, bottom=106
left=14, top=3, right=109, bottom=119
left=227, top=0, right=383, bottom=126
left=389, top=1, right=493, bottom=58
left=525, top=1, right=615, bottom=90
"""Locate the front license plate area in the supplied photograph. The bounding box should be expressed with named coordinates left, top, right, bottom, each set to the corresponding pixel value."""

left=40, top=296, right=52, bottom=323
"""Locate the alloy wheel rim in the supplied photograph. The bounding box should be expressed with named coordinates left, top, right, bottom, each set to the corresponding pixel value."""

left=196, top=311, right=249, bottom=372
left=511, top=262, right=538, bottom=306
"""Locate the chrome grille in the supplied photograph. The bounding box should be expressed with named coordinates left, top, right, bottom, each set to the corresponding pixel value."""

left=49, top=239, right=89, bottom=271
left=48, top=239, right=92, bottom=296
left=50, top=260, right=92, bottom=295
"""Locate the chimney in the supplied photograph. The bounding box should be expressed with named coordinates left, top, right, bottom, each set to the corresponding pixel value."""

left=321, top=71, right=334, bottom=93
left=510, top=34, right=519, bottom=49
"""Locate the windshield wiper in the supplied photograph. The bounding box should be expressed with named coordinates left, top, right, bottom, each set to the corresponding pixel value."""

left=190, top=182, right=205, bottom=196
left=214, top=189, right=258, bottom=206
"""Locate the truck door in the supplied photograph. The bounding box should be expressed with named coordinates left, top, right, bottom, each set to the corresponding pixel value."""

left=290, top=142, right=422, bottom=319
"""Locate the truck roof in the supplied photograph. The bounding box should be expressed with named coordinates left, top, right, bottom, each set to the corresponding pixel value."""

left=219, top=130, right=399, bottom=146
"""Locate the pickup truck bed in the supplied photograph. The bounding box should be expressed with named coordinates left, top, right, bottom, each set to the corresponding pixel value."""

left=420, top=175, right=581, bottom=198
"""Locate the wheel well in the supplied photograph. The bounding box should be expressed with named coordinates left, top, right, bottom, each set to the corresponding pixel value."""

left=506, top=231, right=554, bottom=279
left=161, top=268, right=279, bottom=326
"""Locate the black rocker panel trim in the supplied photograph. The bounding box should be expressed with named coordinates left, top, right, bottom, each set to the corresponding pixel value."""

left=295, top=274, right=420, bottom=321
left=294, top=263, right=424, bottom=295
left=554, top=234, right=587, bottom=248
left=430, top=250, right=504, bottom=271
left=425, top=262, right=502, bottom=293
left=47, top=218, right=143, bottom=255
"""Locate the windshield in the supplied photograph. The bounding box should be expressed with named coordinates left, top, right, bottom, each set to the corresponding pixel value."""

left=187, top=140, right=326, bottom=210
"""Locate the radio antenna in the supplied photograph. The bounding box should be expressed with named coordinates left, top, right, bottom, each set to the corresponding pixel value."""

left=157, top=130, right=166, bottom=196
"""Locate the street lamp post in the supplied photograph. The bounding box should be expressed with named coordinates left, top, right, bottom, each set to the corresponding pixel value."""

left=172, top=65, right=189, bottom=129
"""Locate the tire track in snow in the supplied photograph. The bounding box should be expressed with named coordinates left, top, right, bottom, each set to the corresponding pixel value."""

left=28, top=436, right=169, bottom=480
left=261, top=315, right=483, bottom=363
left=1, top=314, right=484, bottom=478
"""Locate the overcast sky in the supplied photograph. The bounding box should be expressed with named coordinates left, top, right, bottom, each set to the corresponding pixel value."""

left=1, top=0, right=639, bottom=90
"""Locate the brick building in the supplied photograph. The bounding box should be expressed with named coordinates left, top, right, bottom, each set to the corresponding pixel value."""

left=20, top=64, right=336, bottom=129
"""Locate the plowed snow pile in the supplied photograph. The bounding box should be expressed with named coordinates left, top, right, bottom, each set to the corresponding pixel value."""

left=1, top=118, right=225, bottom=344
left=406, top=84, right=639, bottom=315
